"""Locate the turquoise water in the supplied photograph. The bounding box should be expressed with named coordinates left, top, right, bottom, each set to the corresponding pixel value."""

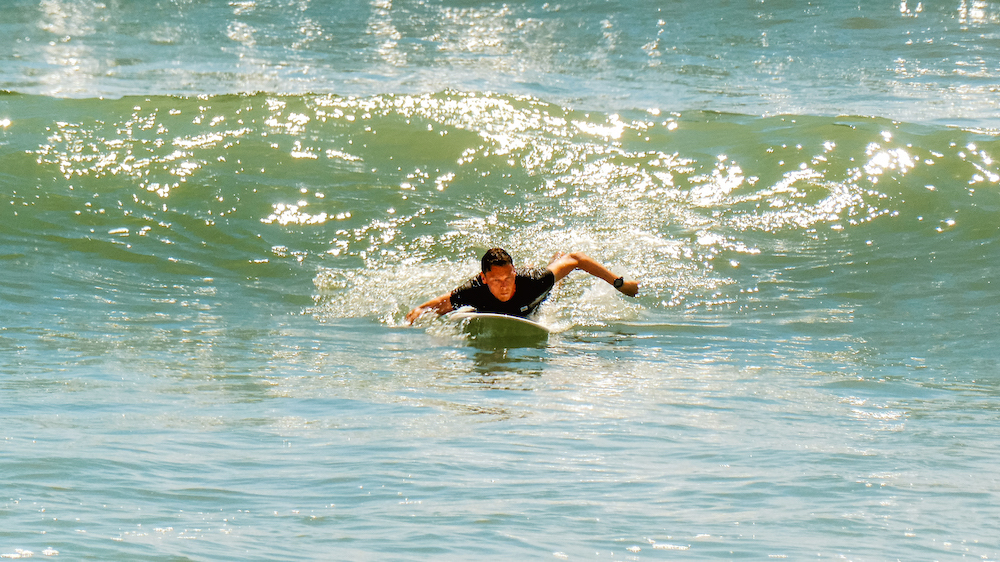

left=2, top=1, right=1000, bottom=560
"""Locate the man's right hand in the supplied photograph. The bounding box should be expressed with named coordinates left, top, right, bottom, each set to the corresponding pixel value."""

left=405, top=293, right=453, bottom=324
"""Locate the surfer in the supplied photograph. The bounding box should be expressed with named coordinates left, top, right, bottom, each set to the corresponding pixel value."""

left=405, top=248, right=639, bottom=323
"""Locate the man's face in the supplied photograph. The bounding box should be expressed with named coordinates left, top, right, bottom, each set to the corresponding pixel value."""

left=481, top=263, right=516, bottom=302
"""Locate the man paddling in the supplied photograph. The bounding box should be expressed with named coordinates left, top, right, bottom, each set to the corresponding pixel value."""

left=405, top=248, right=639, bottom=323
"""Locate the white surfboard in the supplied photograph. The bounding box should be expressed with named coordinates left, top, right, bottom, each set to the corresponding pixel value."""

left=448, top=310, right=551, bottom=340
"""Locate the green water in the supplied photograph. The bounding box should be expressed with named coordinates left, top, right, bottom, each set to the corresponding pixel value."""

left=3, top=0, right=1000, bottom=557
left=3, top=91, right=999, bottom=559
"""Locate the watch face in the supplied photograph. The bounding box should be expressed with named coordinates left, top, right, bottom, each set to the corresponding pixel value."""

left=614, top=277, right=623, bottom=288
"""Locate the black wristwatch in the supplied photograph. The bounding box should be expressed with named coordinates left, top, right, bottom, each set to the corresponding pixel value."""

left=613, top=277, right=624, bottom=289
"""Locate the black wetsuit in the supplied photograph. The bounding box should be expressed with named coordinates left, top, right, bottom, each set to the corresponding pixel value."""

left=449, top=267, right=555, bottom=318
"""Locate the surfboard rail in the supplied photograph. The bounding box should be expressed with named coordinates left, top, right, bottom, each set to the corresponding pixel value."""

left=447, top=309, right=551, bottom=340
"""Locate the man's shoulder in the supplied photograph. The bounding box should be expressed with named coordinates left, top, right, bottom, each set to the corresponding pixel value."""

left=517, top=267, right=554, bottom=282
left=452, top=274, right=486, bottom=297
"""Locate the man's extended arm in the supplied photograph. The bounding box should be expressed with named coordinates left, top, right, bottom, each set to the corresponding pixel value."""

left=547, top=252, right=639, bottom=297
left=405, top=292, right=454, bottom=324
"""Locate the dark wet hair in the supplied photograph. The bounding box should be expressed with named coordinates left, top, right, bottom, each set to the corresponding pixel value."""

left=481, top=247, right=513, bottom=273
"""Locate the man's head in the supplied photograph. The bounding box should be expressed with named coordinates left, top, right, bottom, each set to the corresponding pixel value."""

left=481, top=248, right=513, bottom=274
left=480, top=248, right=516, bottom=302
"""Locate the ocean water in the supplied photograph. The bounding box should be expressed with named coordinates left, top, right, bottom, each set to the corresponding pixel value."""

left=2, top=1, right=999, bottom=560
